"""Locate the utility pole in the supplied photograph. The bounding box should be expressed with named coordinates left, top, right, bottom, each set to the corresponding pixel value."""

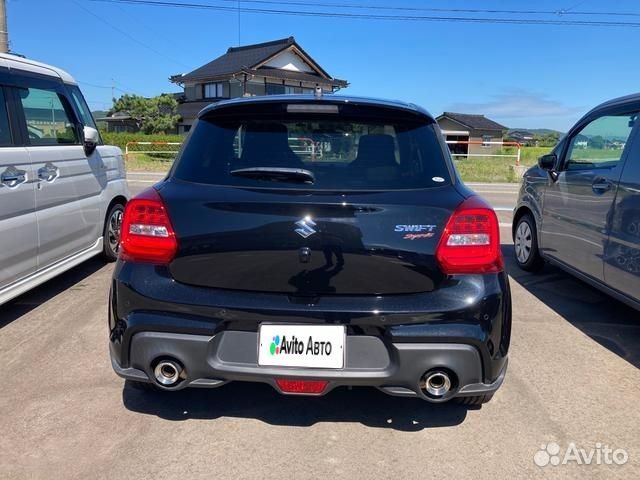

left=0, top=0, right=8, bottom=53
left=237, top=0, right=241, bottom=46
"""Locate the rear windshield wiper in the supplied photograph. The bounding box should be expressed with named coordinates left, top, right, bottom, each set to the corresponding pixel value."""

left=230, top=167, right=315, bottom=184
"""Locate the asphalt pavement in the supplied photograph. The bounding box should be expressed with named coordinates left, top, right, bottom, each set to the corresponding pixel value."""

left=1, top=174, right=638, bottom=479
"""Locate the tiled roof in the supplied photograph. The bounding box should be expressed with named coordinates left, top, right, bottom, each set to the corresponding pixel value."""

left=438, top=112, right=507, bottom=131
left=174, top=37, right=345, bottom=87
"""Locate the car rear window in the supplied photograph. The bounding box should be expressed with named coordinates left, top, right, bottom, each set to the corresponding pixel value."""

left=172, top=109, right=451, bottom=190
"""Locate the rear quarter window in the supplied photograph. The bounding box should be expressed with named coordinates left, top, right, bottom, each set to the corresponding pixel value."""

left=172, top=109, right=451, bottom=190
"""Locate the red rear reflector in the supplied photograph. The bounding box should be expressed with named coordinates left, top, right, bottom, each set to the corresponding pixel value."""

left=275, top=379, right=328, bottom=394
left=436, top=196, right=503, bottom=274
left=120, top=188, right=177, bottom=264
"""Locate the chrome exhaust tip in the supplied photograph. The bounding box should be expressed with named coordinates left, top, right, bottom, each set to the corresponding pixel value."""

left=422, top=370, right=452, bottom=398
left=153, top=359, right=184, bottom=387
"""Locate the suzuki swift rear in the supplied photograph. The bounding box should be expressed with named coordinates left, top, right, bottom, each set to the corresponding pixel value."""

left=109, top=95, right=511, bottom=405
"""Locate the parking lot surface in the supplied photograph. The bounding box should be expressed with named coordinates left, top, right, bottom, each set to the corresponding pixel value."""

left=1, top=175, right=638, bottom=479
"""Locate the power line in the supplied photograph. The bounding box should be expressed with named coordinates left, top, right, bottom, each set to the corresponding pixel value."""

left=71, top=0, right=193, bottom=68
left=78, top=79, right=144, bottom=95
left=77, top=80, right=111, bottom=89
left=89, top=0, right=640, bottom=22
left=112, top=78, right=146, bottom=95
left=560, top=1, right=589, bottom=14
left=86, top=99, right=113, bottom=106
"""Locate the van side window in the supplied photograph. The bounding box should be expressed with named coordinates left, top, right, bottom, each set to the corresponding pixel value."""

left=19, top=87, right=79, bottom=146
left=67, top=85, right=98, bottom=130
left=565, top=112, right=638, bottom=171
left=0, top=89, right=12, bottom=146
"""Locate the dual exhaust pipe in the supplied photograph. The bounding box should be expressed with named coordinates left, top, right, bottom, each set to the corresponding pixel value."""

left=153, top=359, right=185, bottom=387
left=421, top=369, right=454, bottom=399
left=151, top=360, right=455, bottom=398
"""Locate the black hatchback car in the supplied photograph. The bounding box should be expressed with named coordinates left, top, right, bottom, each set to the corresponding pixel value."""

left=109, top=95, right=511, bottom=405
left=513, top=93, right=640, bottom=311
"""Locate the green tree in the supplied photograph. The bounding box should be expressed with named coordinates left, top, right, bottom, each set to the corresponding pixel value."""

left=534, top=132, right=561, bottom=148
left=110, top=94, right=180, bottom=134
left=589, top=135, right=605, bottom=149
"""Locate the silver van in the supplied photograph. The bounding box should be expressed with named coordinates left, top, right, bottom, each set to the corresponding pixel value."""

left=0, top=54, right=129, bottom=305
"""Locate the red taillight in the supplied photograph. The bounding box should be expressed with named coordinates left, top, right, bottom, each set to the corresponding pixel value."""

left=436, top=196, right=503, bottom=274
left=120, top=188, right=177, bottom=264
left=275, top=379, right=328, bottom=394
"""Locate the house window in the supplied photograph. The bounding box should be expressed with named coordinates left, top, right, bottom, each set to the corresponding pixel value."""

left=266, top=83, right=285, bottom=95
left=203, top=82, right=225, bottom=99
left=229, top=81, right=243, bottom=98
left=246, top=83, right=266, bottom=96
left=482, top=135, right=492, bottom=147
left=284, top=86, right=297, bottom=95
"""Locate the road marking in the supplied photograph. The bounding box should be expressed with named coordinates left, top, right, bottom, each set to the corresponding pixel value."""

left=126, top=171, right=166, bottom=176
left=494, top=207, right=515, bottom=212
left=474, top=189, right=518, bottom=195
left=467, top=182, right=521, bottom=187
left=499, top=223, right=512, bottom=227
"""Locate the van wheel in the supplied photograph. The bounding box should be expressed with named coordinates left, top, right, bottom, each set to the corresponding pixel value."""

left=103, top=203, right=124, bottom=262
left=514, top=213, right=544, bottom=272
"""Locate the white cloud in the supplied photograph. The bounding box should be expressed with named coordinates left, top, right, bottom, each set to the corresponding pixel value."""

left=446, top=90, right=584, bottom=123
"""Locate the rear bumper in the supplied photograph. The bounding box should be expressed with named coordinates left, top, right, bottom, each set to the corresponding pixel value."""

left=109, top=263, right=511, bottom=401
left=111, top=331, right=507, bottom=400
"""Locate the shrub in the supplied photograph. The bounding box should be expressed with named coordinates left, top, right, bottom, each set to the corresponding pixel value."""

left=101, top=131, right=185, bottom=157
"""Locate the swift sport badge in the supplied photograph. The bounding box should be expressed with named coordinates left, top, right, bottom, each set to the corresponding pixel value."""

left=395, top=224, right=437, bottom=240
left=295, top=217, right=317, bottom=238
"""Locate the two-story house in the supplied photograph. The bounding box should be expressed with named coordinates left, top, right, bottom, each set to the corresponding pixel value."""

left=169, top=37, right=348, bottom=133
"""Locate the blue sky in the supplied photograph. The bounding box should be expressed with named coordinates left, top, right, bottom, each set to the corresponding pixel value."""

left=8, top=0, right=640, bottom=131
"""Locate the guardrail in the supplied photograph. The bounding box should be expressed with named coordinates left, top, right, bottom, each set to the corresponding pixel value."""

left=125, top=141, right=182, bottom=162
left=445, top=140, right=522, bottom=166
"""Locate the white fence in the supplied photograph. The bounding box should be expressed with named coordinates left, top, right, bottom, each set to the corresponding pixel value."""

left=125, top=141, right=182, bottom=161
left=445, top=140, right=522, bottom=166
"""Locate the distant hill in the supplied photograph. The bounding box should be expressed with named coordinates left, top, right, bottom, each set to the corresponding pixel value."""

left=509, top=128, right=564, bottom=136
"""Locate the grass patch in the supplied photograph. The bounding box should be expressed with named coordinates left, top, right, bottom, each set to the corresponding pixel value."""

left=455, top=146, right=552, bottom=183
left=125, top=153, right=175, bottom=172
left=101, top=131, right=182, bottom=172
left=454, top=157, right=521, bottom=183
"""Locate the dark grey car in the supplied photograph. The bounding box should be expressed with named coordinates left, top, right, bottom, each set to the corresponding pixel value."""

left=513, top=93, right=640, bottom=310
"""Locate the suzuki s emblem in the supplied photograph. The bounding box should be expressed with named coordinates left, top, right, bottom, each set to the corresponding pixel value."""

left=295, top=217, right=317, bottom=238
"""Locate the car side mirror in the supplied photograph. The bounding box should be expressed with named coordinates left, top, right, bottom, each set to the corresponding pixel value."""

left=538, top=154, right=557, bottom=171
left=83, top=126, right=99, bottom=156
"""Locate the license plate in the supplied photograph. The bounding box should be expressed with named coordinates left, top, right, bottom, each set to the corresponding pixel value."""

left=258, top=324, right=345, bottom=369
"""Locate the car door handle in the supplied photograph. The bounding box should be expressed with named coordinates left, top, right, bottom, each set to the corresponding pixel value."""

left=0, top=166, right=27, bottom=188
left=38, top=163, right=59, bottom=182
left=592, top=178, right=612, bottom=194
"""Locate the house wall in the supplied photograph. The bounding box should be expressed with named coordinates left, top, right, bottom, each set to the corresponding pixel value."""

left=437, top=118, right=504, bottom=156
left=184, top=84, right=198, bottom=101
left=437, top=118, right=469, bottom=134
left=178, top=76, right=335, bottom=128
left=438, top=118, right=470, bottom=157
left=469, top=129, right=504, bottom=156
left=262, top=50, right=315, bottom=72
